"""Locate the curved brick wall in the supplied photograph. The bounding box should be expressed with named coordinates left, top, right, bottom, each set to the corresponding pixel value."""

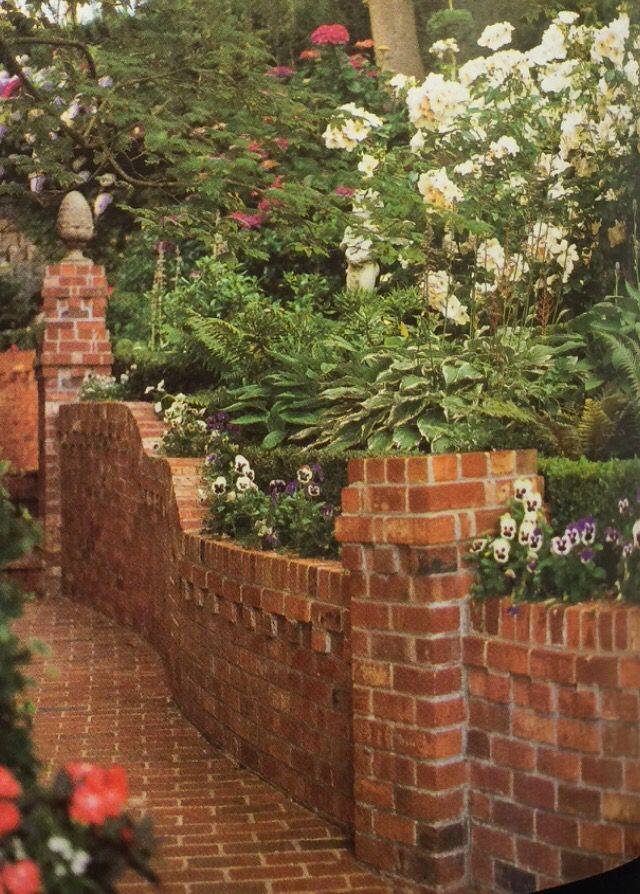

left=58, top=402, right=353, bottom=826
left=55, top=402, right=640, bottom=892
left=466, top=598, right=640, bottom=892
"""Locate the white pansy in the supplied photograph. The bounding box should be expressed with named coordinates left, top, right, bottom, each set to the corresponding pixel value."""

left=500, top=513, right=517, bottom=540
left=236, top=475, right=256, bottom=493
left=418, top=168, right=463, bottom=209
left=358, top=154, right=380, bottom=178
left=478, top=22, right=515, bottom=52
left=477, top=238, right=505, bottom=275
left=492, top=538, right=511, bottom=564
left=406, top=73, right=469, bottom=132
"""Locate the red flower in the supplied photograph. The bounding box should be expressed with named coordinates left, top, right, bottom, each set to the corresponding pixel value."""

left=299, top=49, right=320, bottom=61
left=348, top=54, right=366, bottom=70
left=274, top=138, right=289, bottom=151
left=334, top=185, right=356, bottom=197
left=354, top=39, right=374, bottom=49
left=68, top=765, right=130, bottom=826
left=2, top=861, right=42, bottom=894
left=65, top=761, right=95, bottom=784
left=0, top=800, right=20, bottom=837
left=0, top=769, right=21, bottom=800
left=310, top=24, right=350, bottom=46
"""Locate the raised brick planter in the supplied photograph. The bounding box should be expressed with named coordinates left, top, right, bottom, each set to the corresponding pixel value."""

left=56, top=403, right=640, bottom=894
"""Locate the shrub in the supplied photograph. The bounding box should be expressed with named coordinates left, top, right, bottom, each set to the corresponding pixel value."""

left=540, top=456, right=640, bottom=531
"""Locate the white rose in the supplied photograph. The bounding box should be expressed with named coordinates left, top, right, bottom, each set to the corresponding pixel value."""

left=478, top=22, right=515, bottom=52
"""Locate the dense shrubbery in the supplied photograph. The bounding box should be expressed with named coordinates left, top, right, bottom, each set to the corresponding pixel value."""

left=0, top=464, right=157, bottom=891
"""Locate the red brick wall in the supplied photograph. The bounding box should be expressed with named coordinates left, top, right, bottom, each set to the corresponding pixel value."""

left=466, top=598, right=640, bottom=893
left=56, top=406, right=640, bottom=892
left=336, top=450, right=537, bottom=893
left=0, top=348, right=37, bottom=472
left=58, top=401, right=353, bottom=827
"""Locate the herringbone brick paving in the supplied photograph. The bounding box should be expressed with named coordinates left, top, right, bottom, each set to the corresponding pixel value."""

left=18, top=597, right=416, bottom=894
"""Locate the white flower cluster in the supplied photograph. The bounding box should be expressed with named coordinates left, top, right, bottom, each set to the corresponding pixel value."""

left=422, top=270, right=469, bottom=326
left=323, top=103, right=383, bottom=151
left=48, top=836, right=90, bottom=878
left=482, top=478, right=544, bottom=565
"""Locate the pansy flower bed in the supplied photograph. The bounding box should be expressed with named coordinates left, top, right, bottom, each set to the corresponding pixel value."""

left=198, top=414, right=338, bottom=558
left=470, top=477, right=640, bottom=604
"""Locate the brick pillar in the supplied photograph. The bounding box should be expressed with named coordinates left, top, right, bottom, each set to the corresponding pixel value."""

left=336, top=449, right=538, bottom=893
left=36, top=257, right=112, bottom=597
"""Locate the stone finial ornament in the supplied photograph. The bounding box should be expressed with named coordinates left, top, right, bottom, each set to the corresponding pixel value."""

left=57, top=191, right=94, bottom=261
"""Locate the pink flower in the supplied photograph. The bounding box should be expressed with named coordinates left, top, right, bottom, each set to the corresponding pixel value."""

left=228, top=212, right=265, bottom=229
left=299, top=49, right=320, bottom=61
left=0, top=76, right=21, bottom=99
left=266, top=66, right=295, bottom=79
left=334, top=185, right=355, bottom=197
left=274, top=138, right=289, bottom=151
left=1, top=861, right=42, bottom=894
left=310, top=24, right=350, bottom=46
left=348, top=54, right=366, bottom=70
left=247, top=141, right=268, bottom=159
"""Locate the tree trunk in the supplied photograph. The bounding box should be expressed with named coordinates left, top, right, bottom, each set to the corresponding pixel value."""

left=367, top=0, right=424, bottom=80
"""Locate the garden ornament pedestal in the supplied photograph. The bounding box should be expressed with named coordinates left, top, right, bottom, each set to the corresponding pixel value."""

left=36, top=191, right=112, bottom=598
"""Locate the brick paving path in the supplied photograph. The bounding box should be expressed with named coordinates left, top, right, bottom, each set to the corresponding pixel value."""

left=19, top=597, right=415, bottom=894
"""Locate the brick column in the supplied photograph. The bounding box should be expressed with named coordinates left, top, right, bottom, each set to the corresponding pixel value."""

left=336, top=450, right=538, bottom=893
left=37, top=256, right=112, bottom=597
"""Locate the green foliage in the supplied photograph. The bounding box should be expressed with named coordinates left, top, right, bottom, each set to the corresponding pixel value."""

left=0, top=273, right=40, bottom=351
left=540, top=456, right=640, bottom=532
left=568, top=282, right=640, bottom=458
left=0, top=461, right=39, bottom=785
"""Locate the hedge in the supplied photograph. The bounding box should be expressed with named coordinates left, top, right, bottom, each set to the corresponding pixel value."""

left=539, top=456, right=640, bottom=532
